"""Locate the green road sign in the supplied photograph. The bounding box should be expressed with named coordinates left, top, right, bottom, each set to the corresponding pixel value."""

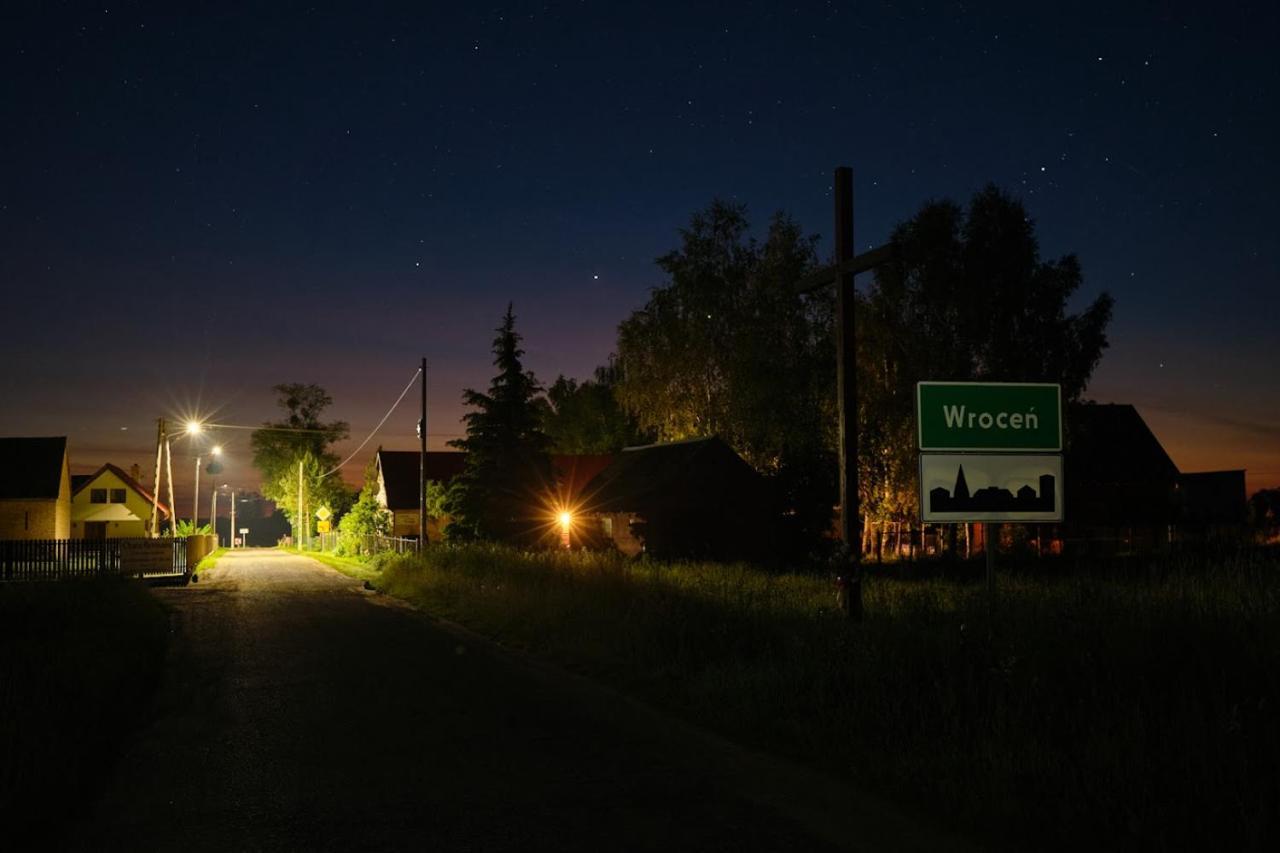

left=917, top=382, right=1061, bottom=451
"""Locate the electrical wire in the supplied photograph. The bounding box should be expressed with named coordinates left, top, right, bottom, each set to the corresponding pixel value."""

left=321, top=367, right=422, bottom=479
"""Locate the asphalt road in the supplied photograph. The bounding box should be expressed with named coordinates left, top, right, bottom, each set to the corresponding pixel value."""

left=69, top=549, right=962, bottom=852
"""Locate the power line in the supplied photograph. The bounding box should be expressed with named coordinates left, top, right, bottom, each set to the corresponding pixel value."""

left=321, top=368, right=423, bottom=478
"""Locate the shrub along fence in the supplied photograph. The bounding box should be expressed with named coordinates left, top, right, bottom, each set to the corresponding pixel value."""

left=0, top=536, right=203, bottom=582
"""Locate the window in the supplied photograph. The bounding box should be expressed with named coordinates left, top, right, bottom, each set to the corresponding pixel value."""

left=110, top=488, right=126, bottom=503
left=600, top=516, right=613, bottom=536
left=90, top=488, right=107, bottom=504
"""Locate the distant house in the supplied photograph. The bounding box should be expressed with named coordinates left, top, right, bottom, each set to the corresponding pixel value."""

left=579, top=437, right=771, bottom=560
left=70, top=463, right=170, bottom=539
left=374, top=450, right=468, bottom=540
left=1177, top=469, right=1248, bottom=542
left=1032, top=404, right=1249, bottom=554
left=0, top=436, right=71, bottom=540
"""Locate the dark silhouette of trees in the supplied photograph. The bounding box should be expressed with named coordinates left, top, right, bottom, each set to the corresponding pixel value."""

left=615, top=200, right=836, bottom=552
left=543, top=361, right=650, bottom=454
left=446, top=305, right=554, bottom=543
left=859, top=185, right=1114, bottom=530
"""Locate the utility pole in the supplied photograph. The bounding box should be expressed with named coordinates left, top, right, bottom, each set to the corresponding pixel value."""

left=419, top=357, right=427, bottom=550
left=298, top=460, right=305, bottom=548
left=150, top=418, right=165, bottom=538
left=230, top=490, right=237, bottom=549
left=835, top=166, right=863, bottom=621
left=210, top=487, right=218, bottom=547
left=164, top=436, right=177, bottom=538
left=192, top=455, right=202, bottom=535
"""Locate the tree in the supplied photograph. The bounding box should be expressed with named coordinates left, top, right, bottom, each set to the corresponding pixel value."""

left=250, top=383, right=350, bottom=535
left=543, top=361, right=651, bottom=453
left=336, top=459, right=391, bottom=555
left=446, top=305, right=554, bottom=544
left=615, top=201, right=836, bottom=551
left=859, top=185, right=1114, bottom=533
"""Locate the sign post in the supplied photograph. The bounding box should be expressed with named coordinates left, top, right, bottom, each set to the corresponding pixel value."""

left=917, top=382, right=1064, bottom=624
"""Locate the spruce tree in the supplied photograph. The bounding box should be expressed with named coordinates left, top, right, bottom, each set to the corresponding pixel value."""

left=446, top=304, right=553, bottom=543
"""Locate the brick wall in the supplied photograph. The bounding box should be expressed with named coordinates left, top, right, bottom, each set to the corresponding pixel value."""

left=0, top=499, right=60, bottom=539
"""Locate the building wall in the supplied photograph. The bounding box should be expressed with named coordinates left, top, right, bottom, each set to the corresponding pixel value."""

left=390, top=510, right=449, bottom=542
left=596, top=512, right=644, bottom=557
left=54, top=453, right=71, bottom=539
left=0, top=499, right=60, bottom=539
left=70, top=468, right=157, bottom=538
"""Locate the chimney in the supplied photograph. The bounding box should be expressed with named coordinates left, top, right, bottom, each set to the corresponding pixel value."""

left=129, top=463, right=142, bottom=482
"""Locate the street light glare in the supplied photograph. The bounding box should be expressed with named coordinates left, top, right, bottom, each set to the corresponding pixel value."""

left=212, top=445, right=223, bottom=455
left=185, top=421, right=203, bottom=435
left=558, top=511, right=573, bottom=528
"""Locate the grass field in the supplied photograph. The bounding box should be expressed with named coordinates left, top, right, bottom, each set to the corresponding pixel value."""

left=0, top=579, right=168, bottom=831
left=338, top=543, right=1278, bottom=851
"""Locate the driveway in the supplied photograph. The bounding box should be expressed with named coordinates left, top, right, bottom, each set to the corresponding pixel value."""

left=71, top=549, right=961, bottom=852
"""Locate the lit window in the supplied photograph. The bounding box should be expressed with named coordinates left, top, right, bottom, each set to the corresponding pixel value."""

left=90, top=489, right=107, bottom=504
left=601, top=516, right=613, bottom=536
left=110, top=489, right=126, bottom=503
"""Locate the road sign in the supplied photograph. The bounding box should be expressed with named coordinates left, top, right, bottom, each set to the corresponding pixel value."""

left=317, top=519, right=331, bottom=533
left=919, top=453, right=1064, bottom=522
left=233, top=537, right=242, bottom=546
left=316, top=506, right=332, bottom=521
left=917, top=382, right=1061, bottom=451
left=239, top=527, right=249, bottom=534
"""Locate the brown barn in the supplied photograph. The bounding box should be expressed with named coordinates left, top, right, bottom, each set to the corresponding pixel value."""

left=579, top=437, right=771, bottom=560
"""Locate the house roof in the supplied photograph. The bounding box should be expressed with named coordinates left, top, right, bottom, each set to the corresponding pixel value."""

left=1179, top=470, right=1247, bottom=524
left=580, top=437, right=765, bottom=514
left=73, top=463, right=170, bottom=518
left=377, top=450, right=468, bottom=510
left=0, top=436, right=67, bottom=500
left=1064, top=404, right=1181, bottom=524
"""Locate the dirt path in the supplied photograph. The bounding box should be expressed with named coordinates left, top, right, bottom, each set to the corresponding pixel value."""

left=70, top=549, right=966, bottom=852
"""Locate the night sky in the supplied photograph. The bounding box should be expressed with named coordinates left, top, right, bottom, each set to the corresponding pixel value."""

left=2, top=1, right=1277, bottom=510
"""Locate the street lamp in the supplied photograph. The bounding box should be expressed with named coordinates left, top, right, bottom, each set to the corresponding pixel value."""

left=191, top=441, right=221, bottom=536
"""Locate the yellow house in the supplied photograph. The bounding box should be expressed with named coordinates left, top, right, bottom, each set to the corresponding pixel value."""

left=0, top=436, right=71, bottom=540
left=70, top=463, right=170, bottom=539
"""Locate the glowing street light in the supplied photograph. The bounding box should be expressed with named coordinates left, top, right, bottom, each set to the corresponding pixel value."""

left=185, top=420, right=203, bottom=436
left=558, top=510, right=573, bottom=549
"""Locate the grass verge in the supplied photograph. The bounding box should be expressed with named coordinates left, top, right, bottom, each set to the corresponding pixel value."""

left=194, top=546, right=227, bottom=576
left=344, top=543, right=1278, bottom=851
left=0, top=579, right=168, bottom=831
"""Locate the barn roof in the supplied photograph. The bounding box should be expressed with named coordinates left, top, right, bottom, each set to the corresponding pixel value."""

left=580, top=437, right=764, bottom=514
left=377, top=450, right=468, bottom=510
left=1064, top=404, right=1180, bottom=524
left=0, top=436, right=67, bottom=500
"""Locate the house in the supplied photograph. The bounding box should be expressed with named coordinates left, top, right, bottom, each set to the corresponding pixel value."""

left=1177, top=469, right=1248, bottom=542
left=578, top=437, right=771, bottom=560
left=375, top=449, right=468, bottom=540
left=70, top=463, right=170, bottom=539
left=0, top=436, right=71, bottom=540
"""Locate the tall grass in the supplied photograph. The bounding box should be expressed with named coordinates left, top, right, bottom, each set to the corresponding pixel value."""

left=0, top=580, right=168, bottom=830
left=368, top=544, right=1279, bottom=850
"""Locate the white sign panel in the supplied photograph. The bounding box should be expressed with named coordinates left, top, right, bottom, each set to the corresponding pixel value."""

left=919, top=453, right=1064, bottom=522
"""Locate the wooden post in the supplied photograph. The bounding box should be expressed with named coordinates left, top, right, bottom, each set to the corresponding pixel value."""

left=298, top=461, right=304, bottom=548
left=986, top=522, right=997, bottom=628
left=835, top=166, right=862, bottom=620
left=419, top=357, right=427, bottom=550
left=150, top=418, right=164, bottom=538
left=164, top=439, right=177, bottom=537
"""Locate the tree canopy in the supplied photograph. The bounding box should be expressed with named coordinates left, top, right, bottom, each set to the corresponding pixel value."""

left=615, top=200, right=836, bottom=549
left=859, top=184, right=1114, bottom=527
left=250, top=383, right=350, bottom=535
left=543, top=361, right=650, bottom=454
left=446, top=305, right=554, bottom=543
